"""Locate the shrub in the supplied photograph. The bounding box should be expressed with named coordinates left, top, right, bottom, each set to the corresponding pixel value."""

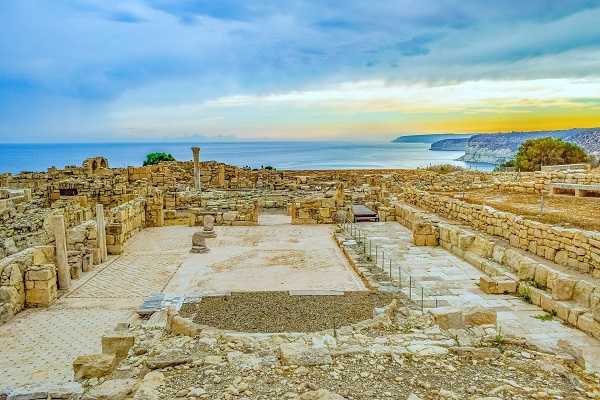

left=423, top=164, right=464, bottom=174
left=143, top=152, right=176, bottom=166
left=513, top=137, right=588, bottom=171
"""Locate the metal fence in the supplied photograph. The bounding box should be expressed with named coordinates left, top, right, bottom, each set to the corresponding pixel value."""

left=340, top=218, right=440, bottom=313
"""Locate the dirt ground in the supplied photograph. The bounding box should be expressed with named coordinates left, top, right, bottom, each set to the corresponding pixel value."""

left=180, top=292, right=396, bottom=332
left=449, top=189, right=600, bottom=231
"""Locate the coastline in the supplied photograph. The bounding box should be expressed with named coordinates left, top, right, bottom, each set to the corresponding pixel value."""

left=0, top=141, right=495, bottom=174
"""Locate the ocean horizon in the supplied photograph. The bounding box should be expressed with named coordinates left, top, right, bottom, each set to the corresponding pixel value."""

left=0, top=141, right=495, bottom=174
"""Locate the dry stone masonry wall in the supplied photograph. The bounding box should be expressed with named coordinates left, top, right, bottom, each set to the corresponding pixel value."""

left=402, top=189, right=600, bottom=277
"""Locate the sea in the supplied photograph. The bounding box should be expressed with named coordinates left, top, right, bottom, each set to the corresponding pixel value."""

left=0, top=141, right=495, bottom=174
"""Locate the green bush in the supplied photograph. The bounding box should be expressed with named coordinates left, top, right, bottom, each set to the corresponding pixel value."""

left=424, top=164, right=464, bottom=174
left=143, top=152, right=176, bottom=166
left=512, top=137, right=588, bottom=172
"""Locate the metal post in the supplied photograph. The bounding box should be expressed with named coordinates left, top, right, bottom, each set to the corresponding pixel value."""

left=421, top=287, right=424, bottom=313
left=409, top=276, right=412, bottom=299
left=389, top=259, right=392, bottom=278
left=375, top=246, right=379, bottom=265
left=382, top=251, right=385, bottom=270
left=398, top=266, right=402, bottom=289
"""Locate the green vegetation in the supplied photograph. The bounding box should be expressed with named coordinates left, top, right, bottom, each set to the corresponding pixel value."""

left=143, top=152, right=176, bottom=166
left=533, top=313, right=554, bottom=321
left=517, top=284, right=532, bottom=304
left=423, top=164, right=464, bottom=174
left=511, top=138, right=588, bottom=171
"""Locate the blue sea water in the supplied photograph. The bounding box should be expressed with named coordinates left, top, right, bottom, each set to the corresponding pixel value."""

left=0, top=141, right=494, bottom=174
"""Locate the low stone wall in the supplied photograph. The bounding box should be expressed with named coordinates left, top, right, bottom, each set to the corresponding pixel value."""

left=394, top=202, right=600, bottom=340
left=290, top=185, right=344, bottom=225
left=493, top=171, right=600, bottom=194
left=394, top=204, right=440, bottom=246
left=105, top=198, right=146, bottom=255
left=402, top=189, right=600, bottom=277
left=290, top=196, right=338, bottom=224
left=0, top=246, right=57, bottom=324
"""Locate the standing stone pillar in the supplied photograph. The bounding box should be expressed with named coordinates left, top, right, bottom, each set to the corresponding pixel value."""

left=51, top=214, right=71, bottom=290
left=96, top=204, right=108, bottom=263
left=192, top=146, right=201, bottom=191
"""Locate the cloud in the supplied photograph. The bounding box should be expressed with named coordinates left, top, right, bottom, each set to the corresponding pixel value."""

left=1, top=0, right=600, bottom=141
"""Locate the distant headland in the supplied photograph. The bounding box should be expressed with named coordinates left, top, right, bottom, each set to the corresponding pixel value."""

left=392, top=128, right=600, bottom=164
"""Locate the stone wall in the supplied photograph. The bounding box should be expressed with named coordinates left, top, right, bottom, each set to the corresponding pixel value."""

left=289, top=184, right=345, bottom=225
left=394, top=202, right=600, bottom=341
left=0, top=245, right=57, bottom=324
left=394, top=203, right=440, bottom=246
left=105, top=198, right=146, bottom=255
left=402, top=189, right=600, bottom=277
left=492, top=171, right=600, bottom=194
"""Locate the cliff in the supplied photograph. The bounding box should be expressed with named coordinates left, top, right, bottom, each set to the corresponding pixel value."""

left=459, top=128, right=600, bottom=164
left=392, top=134, right=471, bottom=144
left=430, top=137, right=470, bottom=151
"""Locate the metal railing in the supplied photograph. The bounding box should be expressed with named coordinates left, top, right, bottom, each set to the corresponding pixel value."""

left=340, top=217, right=439, bottom=313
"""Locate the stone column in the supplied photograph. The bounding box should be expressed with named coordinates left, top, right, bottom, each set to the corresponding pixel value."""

left=192, top=146, right=201, bottom=191
left=51, top=214, right=71, bottom=290
left=96, top=204, right=108, bottom=262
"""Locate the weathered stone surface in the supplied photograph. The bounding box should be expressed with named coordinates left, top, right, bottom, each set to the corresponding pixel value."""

left=463, top=307, right=497, bottom=326
left=73, top=353, right=116, bottom=381
left=5, top=382, right=82, bottom=400
left=82, top=379, right=137, bottom=400
left=145, top=355, right=191, bottom=370
left=299, top=389, right=346, bottom=400
left=430, top=307, right=464, bottom=330
left=279, top=342, right=332, bottom=366
left=101, top=333, right=135, bottom=360
left=132, top=371, right=164, bottom=400
left=168, top=315, right=201, bottom=337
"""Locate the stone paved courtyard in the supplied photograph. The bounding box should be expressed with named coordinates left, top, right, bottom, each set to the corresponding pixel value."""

left=355, top=221, right=600, bottom=370
left=0, top=227, right=189, bottom=388
left=0, top=221, right=364, bottom=388
left=165, top=223, right=366, bottom=295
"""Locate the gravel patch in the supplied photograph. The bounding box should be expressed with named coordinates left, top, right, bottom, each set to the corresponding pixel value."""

left=180, top=291, right=397, bottom=332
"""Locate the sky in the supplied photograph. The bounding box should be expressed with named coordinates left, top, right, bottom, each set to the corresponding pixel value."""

left=2, top=0, right=600, bottom=143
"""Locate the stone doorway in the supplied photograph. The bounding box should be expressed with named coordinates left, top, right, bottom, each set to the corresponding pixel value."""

left=258, top=207, right=291, bottom=226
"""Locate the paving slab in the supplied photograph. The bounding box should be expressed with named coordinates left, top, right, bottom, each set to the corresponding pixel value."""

left=355, top=221, right=600, bottom=366
left=165, top=224, right=366, bottom=295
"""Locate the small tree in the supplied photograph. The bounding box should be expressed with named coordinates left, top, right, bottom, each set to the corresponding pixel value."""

left=143, top=152, right=176, bottom=166
left=513, top=138, right=588, bottom=171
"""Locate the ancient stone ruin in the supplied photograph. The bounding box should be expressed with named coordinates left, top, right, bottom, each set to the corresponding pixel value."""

left=2, top=153, right=600, bottom=398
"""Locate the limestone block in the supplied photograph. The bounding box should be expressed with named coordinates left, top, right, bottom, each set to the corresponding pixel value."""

left=533, top=265, right=548, bottom=289
left=497, top=280, right=518, bottom=294
left=102, top=334, right=135, bottom=360
left=517, top=260, right=537, bottom=281
left=457, top=233, right=475, bottom=251
left=279, top=342, right=332, bottom=366
left=26, top=267, right=54, bottom=281
left=82, top=378, right=137, bottom=400
left=573, top=281, right=594, bottom=307
left=555, top=250, right=569, bottom=266
left=429, top=307, right=464, bottom=330
left=463, top=307, right=497, bottom=326
left=169, top=315, right=201, bottom=337
left=492, top=246, right=506, bottom=264
left=479, top=276, right=497, bottom=294
left=73, top=353, right=117, bottom=381
left=552, top=276, right=576, bottom=301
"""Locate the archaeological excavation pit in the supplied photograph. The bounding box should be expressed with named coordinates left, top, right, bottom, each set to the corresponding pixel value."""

left=179, top=291, right=398, bottom=332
